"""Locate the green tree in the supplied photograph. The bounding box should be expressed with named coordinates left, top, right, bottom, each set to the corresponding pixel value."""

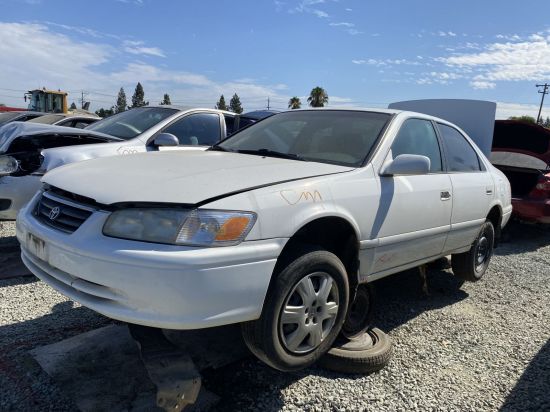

left=130, top=82, right=148, bottom=108
left=508, top=115, right=536, bottom=124
left=160, top=93, right=171, bottom=105
left=307, top=86, right=328, bottom=107
left=543, top=116, right=550, bottom=128
left=288, top=96, right=301, bottom=109
left=69, top=102, right=77, bottom=110
left=229, top=93, right=243, bottom=113
left=216, top=94, right=228, bottom=111
left=95, top=107, right=115, bottom=118
left=115, top=87, right=127, bottom=113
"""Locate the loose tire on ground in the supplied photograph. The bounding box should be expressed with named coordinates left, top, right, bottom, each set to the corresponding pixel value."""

left=318, top=327, right=392, bottom=374
left=241, top=247, right=349, bottom=372
left=452, top=220, right=495, bottom=282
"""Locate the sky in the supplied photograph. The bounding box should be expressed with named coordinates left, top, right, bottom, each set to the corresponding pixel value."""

left=1, top=0, right=550, bottom=119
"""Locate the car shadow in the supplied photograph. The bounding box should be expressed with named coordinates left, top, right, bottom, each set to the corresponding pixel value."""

left=500, top=339, right=550, bottom=411
left=203, top=264, right=468, bottom=411
left=370, top=265, right=467, bottom=333
left=497, top=220, right=550, bottom=255
left=0, top=303, right=112, bottom=410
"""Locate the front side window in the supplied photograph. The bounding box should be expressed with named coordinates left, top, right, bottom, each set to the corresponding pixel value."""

left=162, top=113, right=221, bottom=145
left=217, top=110, right=391, bottom=167
left=438, top=123, right=481, bottom=172
left=390, top=118, right=442, bottom=173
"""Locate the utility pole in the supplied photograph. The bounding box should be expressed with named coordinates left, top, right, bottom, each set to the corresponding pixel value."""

left=267, top=97, right=270, bottom=110
left=78, top=90, right=89, bottom=109
left=536, top=83, right=549, bottom=124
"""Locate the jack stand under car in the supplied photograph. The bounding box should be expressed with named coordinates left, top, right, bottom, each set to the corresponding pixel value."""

left=128, top=324, right=202, bottom=411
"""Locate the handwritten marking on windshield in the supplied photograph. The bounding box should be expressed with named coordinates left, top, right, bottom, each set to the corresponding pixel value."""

left=280, top=189, right=323, bottom=205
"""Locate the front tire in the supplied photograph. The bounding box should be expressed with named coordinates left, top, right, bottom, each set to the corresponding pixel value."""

left=452, top=220, right=495, bottom=282
left=241, top=248, right=349, bottom=371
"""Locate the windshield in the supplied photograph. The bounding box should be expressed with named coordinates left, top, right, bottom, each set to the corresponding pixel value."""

left=27, top=114, right=65, bottom=124
left=0, top=112, right=21, bottom=125
left=217, top=110, right=391, bottom=167
left=85, top=107, right=178, bottom=139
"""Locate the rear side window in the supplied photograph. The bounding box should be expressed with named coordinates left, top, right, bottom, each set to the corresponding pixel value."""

left=438, top=123, right=481, bottom=172
left=391, top=118, right=442, bottom=172
left=224, top=115, right=236, bottom=135
left=162, top=113, right=221, bottom=145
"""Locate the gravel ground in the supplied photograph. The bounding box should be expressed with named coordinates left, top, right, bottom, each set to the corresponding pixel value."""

left=0, top=220, right=549, bottom=411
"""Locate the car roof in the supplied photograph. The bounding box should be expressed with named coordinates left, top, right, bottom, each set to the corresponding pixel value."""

left=144, top=105, right=234, bottom=116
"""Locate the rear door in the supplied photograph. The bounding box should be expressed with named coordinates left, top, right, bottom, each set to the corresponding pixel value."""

left=436, top=123, right=494, bottom=252
left=371, top=118, right=453, bottom=274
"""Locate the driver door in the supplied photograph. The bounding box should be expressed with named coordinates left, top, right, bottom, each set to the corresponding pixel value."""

left=371, top=118, right=453, bottom=274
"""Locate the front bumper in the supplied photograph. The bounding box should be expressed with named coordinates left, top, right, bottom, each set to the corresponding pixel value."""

left=0, top=175, right=42, bottom=220
left=512, top=197, right=550, bottom=224
left=17, top=199, right=286, bottom=329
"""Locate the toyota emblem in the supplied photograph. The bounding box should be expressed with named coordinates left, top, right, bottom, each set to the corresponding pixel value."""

left=49, top=207, right=61, bottom=221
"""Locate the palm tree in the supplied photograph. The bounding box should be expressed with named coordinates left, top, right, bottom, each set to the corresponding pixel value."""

left=288, top=96, right=302, bottom=109
left=307, top=87, right=328, bottom=108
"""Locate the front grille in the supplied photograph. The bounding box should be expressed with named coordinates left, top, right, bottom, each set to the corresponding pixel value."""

left=35, top=191, right=94, bottom=233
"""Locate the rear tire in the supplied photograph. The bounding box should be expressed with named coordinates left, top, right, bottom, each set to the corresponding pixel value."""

left=241, top=248, right=349, bottom=371
left=452, top=220, right=495, bottom=282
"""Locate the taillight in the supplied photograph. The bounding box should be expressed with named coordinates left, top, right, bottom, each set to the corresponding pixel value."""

left=531, top=173, right=550, bottom=198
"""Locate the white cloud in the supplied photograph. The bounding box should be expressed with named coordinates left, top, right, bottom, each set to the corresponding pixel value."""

left=311, top=9, right=328, bottom=18
left=0, top=22, right=290, bottom=111
left=496, top=102, right=550, bottom=120
left=438, top=31, right=457, bottom=37
left=329, top=22, right=354, bottom=27
left=470, top=80, right=496, bottom=89
left=440, top=35, right=550, bottom=82
left=123, top=40, right=165, bottom=57
left=352, top=58, right=421, bottom=67
left=288, top=0, right=329, bottom=18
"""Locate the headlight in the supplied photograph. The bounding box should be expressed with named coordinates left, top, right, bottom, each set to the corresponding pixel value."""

left=0, top=156, right=19, bottom=176
left=103, top=208, right=257, bottom=247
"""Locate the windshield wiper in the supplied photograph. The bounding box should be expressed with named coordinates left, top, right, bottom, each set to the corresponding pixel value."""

left=236, top=148, right=305, bottom=161
left=208, top=145, right=234, bottom=152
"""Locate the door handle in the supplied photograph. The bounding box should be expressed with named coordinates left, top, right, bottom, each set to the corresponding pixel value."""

left=486, top=188, right=493, bottom=195
left=440, top=191, right=451, bottom=201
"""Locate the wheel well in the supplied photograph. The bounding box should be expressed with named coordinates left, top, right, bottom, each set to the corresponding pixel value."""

left=275, top=217, right=360, bottom=292
left=487, top=206, right=502, bottom=244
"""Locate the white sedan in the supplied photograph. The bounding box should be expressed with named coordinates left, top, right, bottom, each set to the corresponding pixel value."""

left=16, top=108, right=512, bottom=371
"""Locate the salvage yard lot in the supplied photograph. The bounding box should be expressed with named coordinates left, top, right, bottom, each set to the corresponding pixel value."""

left=0, top=220, right=549, bottom=411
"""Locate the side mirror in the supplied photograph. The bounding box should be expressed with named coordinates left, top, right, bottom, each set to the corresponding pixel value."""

left=381, top=154, right=431, bottom=176
left=153, top=133, right=179, bottom=147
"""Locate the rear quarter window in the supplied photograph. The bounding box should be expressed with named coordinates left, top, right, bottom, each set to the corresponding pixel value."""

left=438, top=123, right=482, bottom=172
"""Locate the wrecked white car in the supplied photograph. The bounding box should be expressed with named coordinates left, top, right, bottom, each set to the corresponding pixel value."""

left=17, top=108, right=511, bottom=371
left=1, top=106, right=247, bottom=220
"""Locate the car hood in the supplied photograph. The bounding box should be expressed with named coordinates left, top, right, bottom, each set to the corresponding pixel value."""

left=492, top=120, right=550, bottom=165
left=43, top=151, right=353, bottom=205
left=0, top=122, right=118, bottom=153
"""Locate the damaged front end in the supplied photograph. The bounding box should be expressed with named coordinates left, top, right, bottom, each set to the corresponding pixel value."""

left=0, top=123, right=118, bottom=220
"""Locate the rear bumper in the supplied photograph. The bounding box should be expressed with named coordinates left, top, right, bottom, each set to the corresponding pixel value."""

left=511, top=197, right=550, bottom=224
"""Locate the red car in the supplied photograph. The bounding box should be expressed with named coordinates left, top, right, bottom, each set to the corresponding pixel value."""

left=491, top=120, right=550, bottom=224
